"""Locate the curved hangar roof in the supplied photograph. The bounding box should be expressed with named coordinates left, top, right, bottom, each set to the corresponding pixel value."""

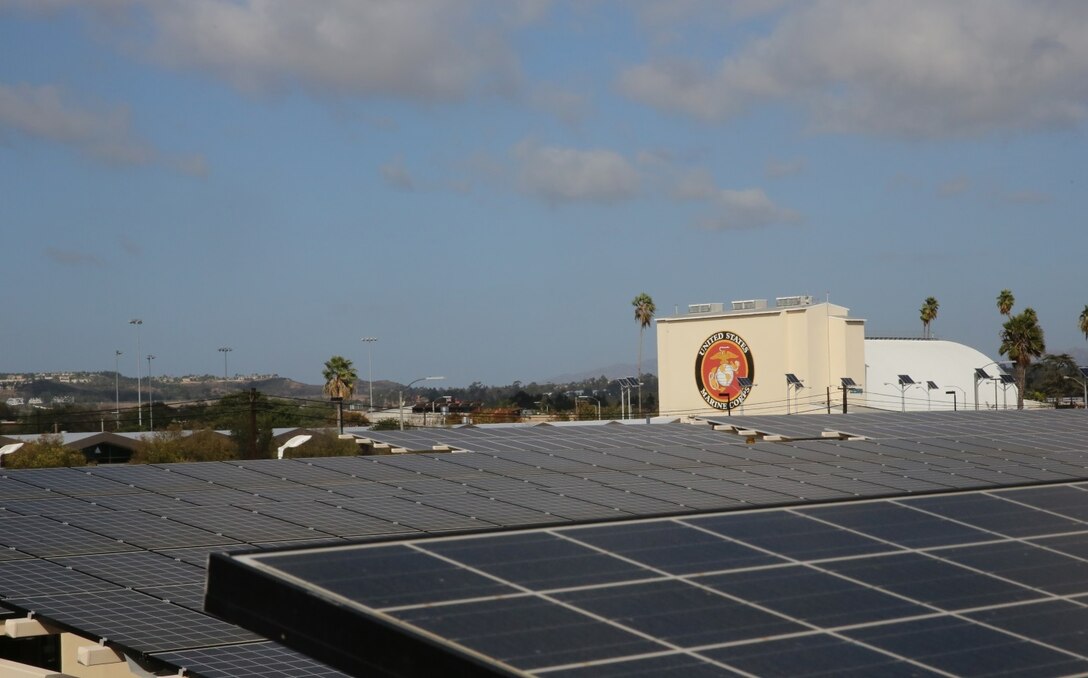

left=864, top=338, right=1015, bottom=412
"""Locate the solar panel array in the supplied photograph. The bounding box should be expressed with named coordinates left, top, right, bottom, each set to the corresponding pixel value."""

left=212, top=482, right=1088, bottom=677
left=0, top=410, right=1086, bottom=676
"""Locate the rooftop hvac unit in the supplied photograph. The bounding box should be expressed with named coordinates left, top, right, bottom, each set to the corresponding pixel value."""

left=731, top=299, right=768, bottom=311
left=688, top=303, right=725, bottom=314
left=775, top=295, right=813, bottom=308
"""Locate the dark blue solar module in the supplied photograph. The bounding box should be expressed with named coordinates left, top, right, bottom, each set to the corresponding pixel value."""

left=207, top=481, right=1088, bottom=677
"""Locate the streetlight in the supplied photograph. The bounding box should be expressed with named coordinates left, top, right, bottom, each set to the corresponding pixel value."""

left=361, top=337, right=377, bottom=412
left=114, top=350, right=122, bottom=429
left=218, top=347, right=232, bottom=380
left=400, top=376, right=444, bottom=430
left=946, top=385, right=966, bottom=412
left=146, top=354, right=156, bottom=432
left=1064, top=370, right=1088, bottom=410
left=129, top=319, right=142, bottom=429
left=576, top=395, right=601, bottom=420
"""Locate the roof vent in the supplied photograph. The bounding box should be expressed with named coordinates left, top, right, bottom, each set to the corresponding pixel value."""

left=775, top=295, right=813, bottom=308
left=688, top=303, right=725, bottom=314
left=731, top=299, right=767, bottom=311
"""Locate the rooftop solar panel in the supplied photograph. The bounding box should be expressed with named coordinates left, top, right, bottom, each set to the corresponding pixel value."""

left=207, top=481, right=1088, bottom=677
left=152, top=641, right=352, bottom=678
left=4, top=589, right=262, bottom=654
left=3, top=409, right=1088, bottom=677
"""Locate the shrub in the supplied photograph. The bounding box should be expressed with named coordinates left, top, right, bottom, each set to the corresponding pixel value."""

left=3, top=435, right=87, bottom=468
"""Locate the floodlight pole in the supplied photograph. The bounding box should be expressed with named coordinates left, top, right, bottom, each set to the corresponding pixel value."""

left=129, top=319, right=143, bottom=429
left=400, top=376, right=444, bottom=430
left=146, top=354, right=155, bottom=432
left=361, top=337, right=377, bottom=412
left=218, top=347, right=232, bottom=380
left=114, top=350, right=122, bottom=429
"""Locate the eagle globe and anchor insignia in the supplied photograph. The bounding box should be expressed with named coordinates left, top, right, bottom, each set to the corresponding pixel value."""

left=695, top=331, right=755, bottom=410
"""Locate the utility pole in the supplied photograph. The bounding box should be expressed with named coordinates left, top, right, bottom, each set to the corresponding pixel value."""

left=248, top=388, right=258, bottom=459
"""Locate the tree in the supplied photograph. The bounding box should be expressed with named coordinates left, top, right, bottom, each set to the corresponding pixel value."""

left=323, top=355, right=357, bottom=434
left=997, top=289, right=1015, bottom=317
left=999, top=308, right=1046, bottom=410
left=1079, top=305, right=1088, bottom=341
left=920, top=297, right=939, bottom=339
left=2, top=435, right=86, bottom=469
left=632, top=293, right=656, bottom=416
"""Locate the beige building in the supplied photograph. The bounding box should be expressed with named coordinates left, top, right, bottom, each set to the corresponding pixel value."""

left=657, top=297, right=866, bottom=417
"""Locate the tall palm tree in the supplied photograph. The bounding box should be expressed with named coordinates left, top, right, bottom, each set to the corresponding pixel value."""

left=1079, top=305, right=1088, bottom=341
left=920, top=297, right=939, bottom=339
left=997, top=289, right=1015, bottom=317
left=322, top=356, right=357, bottom=433
left=999, top=308, right=1045, bottom=410
left=632, top=293, right=656, bottom=416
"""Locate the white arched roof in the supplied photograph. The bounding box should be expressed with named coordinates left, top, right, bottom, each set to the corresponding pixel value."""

left=863, top=338, right=1015, bottom=412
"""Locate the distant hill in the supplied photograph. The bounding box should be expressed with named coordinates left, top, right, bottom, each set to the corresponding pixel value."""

left=546, top=360, right=657, bottom=385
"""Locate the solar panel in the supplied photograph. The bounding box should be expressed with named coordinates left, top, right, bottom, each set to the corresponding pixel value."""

left=736, top=376, right=753, bottom=387
left=4, top=589, right=261, bottom=654
left=926, top=380, right=939, bottom=390
left=152, top=641, right=351, bottom=678
left=975, top=368, right=992, bottom=379
left=897, top=374, right=915, bottom=385
left=785, top=373, right=802, bottom=385
left=1080, top=366, right=1088, bottom=378
left=207, top=483, right=1088, bottom=677
left=3, top=409, right=1088, bottom=677
left=840, top=377, right=857, bottom=387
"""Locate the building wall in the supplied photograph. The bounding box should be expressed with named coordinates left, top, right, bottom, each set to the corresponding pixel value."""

left=657, top=302, right=866, bottom=416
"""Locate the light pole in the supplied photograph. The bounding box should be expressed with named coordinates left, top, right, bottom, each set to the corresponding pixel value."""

left=946, top=385, right=966, bottom=412
left=218, top=347, right=232, bottom=380
left=400, top=376, right=444, bottom=430
left=576, top=395, right=601, bottom=420
left=146, top=354, right=156, bottom=431
left=129, top=319, right=142, bottom=429
left=1064, top=373, right=1088, bottom=410
left=114, top=350, right=122, bottom=429
left=361, top=337, right=377, bottom=411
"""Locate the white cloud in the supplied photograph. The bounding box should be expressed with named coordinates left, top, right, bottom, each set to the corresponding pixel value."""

left=529, top=84, right=590, bottom=125
left=619, top=0, right=1088, bottom=138
left=671, top=168, right=717, bottom=200
left=698, top=187, right=800, bottom=231
left=142, top=0, right=522, bottom=101
left=937, top=177, right=970, bottom=197
left=380, top=157, right=415, bottom=191
left=0, top=82, right=207, bottom=174
left=765, top=157, right=805, bottom=179
left=0, top=82, right=154, bottom=165
left=514, top=141, right=641, bottom=204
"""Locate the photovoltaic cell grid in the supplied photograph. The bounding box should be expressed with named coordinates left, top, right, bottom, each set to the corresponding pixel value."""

left=212, top=482, right=1088, bottom=677
left=0, top=410, right=1087, bottom=676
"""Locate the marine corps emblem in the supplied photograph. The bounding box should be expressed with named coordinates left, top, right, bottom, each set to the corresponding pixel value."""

left=695, top=331, right=755, bottom=410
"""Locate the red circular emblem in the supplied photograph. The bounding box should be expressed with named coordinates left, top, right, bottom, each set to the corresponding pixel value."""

left=694, top=331, right=755, bottom=410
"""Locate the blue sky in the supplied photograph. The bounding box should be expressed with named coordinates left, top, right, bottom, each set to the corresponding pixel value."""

left=1, top=0, right=1086, bottom=387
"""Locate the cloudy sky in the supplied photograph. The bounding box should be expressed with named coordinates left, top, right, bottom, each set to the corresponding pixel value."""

left=2, top=0, right=1086, bottom=386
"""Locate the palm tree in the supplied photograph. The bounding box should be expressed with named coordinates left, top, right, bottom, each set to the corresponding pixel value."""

left=1079, top=305, right=1088, bottom=341
left=632, top=293, right=656, bottom=416
left=997, top=289, right=1015, bottom=317
left=920, top=297, right=939, bottom=339
left=322, top=356, right=357, bottom=433
left=999, top=308, right=1045, bottom=410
